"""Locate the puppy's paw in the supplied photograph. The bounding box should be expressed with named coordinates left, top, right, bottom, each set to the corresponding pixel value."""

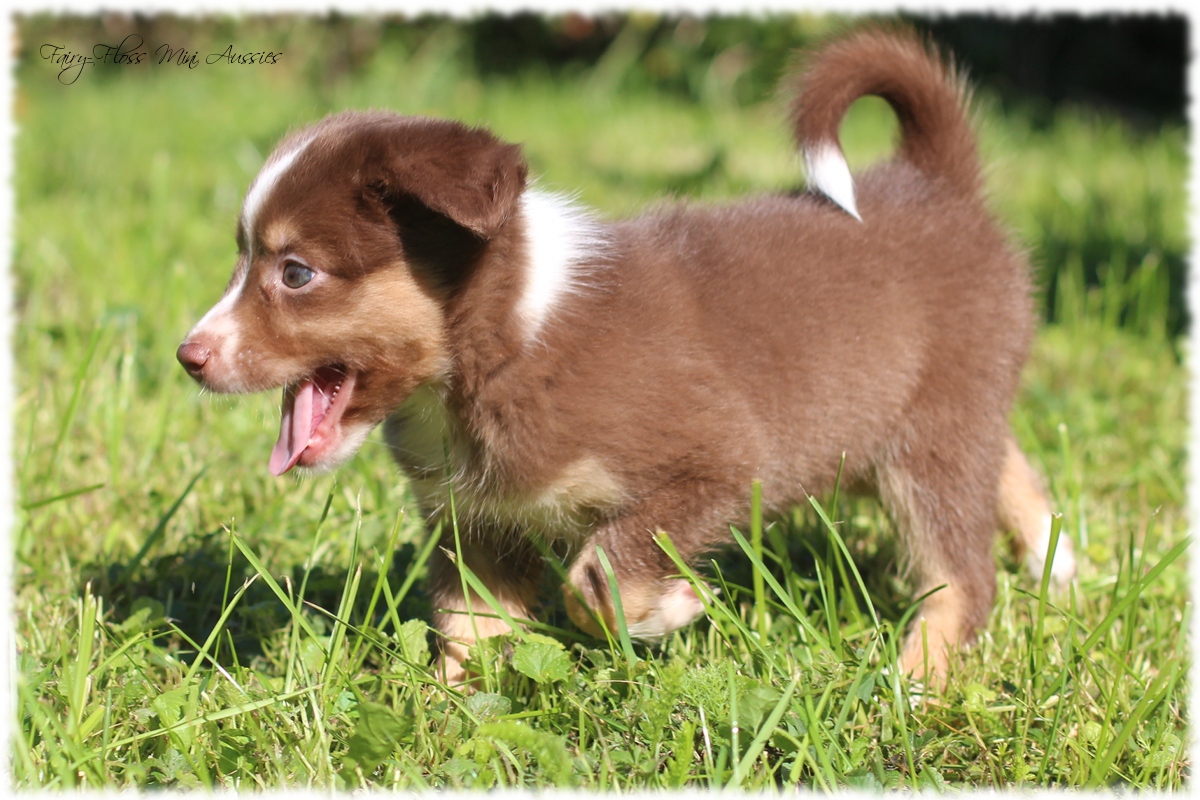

left=1024, top=514, right=1077, bottom=587
left=563, top=551, right=616, bottom=637
left=625, top=579, right=706, bottom=639
left=899, top=628, right=950, bottom=691
left=563, top=549, right=707, bottom=639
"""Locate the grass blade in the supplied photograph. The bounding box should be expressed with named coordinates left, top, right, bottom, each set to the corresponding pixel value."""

left=45, top=325, right=102, bottom=482
left=595, top=545, right=639, bottom=667
left=750, top=480, right=768, bottom=642
left=728, top=525, right=831, bottom=650
left=112, top=467, right=207, bottom=589
left=735, top=674, right=800, bottom=781
left=230, top=532, right=328, bottom=653
left=21, top=481, right=106, bottom=511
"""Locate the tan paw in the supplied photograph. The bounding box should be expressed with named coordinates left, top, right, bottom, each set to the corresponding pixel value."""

left=564, top=550, right=706, bottom=639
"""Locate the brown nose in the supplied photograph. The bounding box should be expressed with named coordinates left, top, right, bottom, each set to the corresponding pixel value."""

left=177, top=340, right=211, bottom=379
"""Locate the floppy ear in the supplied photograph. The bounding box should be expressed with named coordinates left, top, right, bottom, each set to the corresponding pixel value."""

left=374, top=118, right=528, bottom=239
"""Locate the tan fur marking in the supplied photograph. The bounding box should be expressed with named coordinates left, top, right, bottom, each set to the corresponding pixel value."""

left=434, top=549, right=539, bottom=686
left=563, top=548, right=704, bottom=640
left=207, top=261, right=449, bottom=396
left=997, top=437, right=1052, bottom=560
left=261, top=218, right=300, bottom=254
left=437, top=612, right=521, bottom=685
left=348, top=269, right=448, bottom=369
left=900, top=584, right=968, bottom=682
left=998, top=437, right=1075, bottom=584
left=537, top=457, right=624, bottom=510
left=310, top=266, right=447, bottom=361
left=562, top=566, right=654, bottom=637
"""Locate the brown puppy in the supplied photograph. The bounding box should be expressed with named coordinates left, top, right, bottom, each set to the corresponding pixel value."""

left=178, top=28, right=1075, bottom=684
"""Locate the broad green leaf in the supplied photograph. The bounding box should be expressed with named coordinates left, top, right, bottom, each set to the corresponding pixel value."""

left=511, top=641, right=571, bottom=684
left=344, top=701, right=414, bottom=772
left=465, top=692, right=511, bottom=722
left=476, top=721, right=574, bottom=785
left=398, top=619, right=430, bottom=665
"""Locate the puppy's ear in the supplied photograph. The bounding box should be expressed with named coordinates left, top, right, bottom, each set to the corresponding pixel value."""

left=374, top=118, right=528, bottom=239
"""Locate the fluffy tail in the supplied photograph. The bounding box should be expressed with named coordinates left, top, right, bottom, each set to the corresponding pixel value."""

left=791, top=27, right=980, bottom=220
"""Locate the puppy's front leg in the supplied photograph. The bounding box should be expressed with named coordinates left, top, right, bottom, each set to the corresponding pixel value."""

left=563, top=512, right=718, bottom=641
left=427, top=528, right=542, bottom=685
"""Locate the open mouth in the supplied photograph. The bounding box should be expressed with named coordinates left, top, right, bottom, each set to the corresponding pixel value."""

left=269, top=365, right=357, bottom=476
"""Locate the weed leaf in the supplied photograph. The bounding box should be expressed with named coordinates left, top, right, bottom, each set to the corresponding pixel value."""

left=397, top=619, right=430, bottom=665
left=476, top=721, right=574, bottom=785
left=466, top=692, right=512, bottom=722
left=512, top=640, right=571, bottom=684
left=345, top=701, right=414, bottom=772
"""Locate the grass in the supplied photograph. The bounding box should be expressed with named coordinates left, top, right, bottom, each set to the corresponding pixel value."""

left=13, top=15, right=1189, bottom=789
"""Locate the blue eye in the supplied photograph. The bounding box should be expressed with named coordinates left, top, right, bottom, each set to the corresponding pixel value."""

left=282, top=261, right=315, bottom=289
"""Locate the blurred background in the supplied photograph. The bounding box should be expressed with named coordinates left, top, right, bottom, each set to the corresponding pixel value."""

left=25, top=12, right=1185, bottom=119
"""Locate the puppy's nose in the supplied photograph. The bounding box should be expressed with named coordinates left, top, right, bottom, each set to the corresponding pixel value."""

left=177, top=340, right=211, bottom=379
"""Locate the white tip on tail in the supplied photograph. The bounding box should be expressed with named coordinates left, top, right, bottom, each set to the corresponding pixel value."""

left=514, top=189, right=608, bottom=339
left=805, top=142, right=862, bottom=221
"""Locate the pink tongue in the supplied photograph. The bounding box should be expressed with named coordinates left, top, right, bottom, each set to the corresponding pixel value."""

left=269, top=380, right=315, bottom=476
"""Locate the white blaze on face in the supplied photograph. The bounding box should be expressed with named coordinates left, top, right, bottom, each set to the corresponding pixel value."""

left=241, top=133, right=317, bottom=248
left=187, top=268, right=246, bottom=355
left=184, top=134, right=317, bottom=389
left=804, top=141, right=862, bottom=221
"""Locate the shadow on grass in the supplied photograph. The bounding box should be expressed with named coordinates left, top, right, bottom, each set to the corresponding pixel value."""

left=78, top=495, right=1009, bottom=672
left=79, top=533, right=434, bottom=668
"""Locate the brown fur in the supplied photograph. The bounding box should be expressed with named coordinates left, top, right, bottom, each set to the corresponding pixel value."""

left=178, top=27, right=1071, bottom=686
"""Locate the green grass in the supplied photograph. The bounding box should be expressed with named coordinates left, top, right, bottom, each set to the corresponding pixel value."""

left=14, top=16, right=1188, bottom=790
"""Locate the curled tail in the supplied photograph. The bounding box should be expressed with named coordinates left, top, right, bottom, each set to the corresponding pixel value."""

left=791, top=27, right=981, bottom=220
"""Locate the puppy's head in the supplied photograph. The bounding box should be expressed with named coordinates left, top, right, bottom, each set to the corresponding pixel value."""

left=177, top=112, right=527, bottom=475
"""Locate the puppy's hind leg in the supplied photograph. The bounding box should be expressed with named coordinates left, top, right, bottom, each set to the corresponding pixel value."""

left=877, top=448, right=1000, bottom=682
left=997, top=435, right=1076, bottom=586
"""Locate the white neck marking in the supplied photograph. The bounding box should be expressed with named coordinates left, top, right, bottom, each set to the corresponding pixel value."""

left=514, top=189, right=608, bottom=339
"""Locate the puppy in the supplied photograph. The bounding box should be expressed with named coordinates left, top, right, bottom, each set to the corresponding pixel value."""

left=178, top=28, right=1075, bottom=684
